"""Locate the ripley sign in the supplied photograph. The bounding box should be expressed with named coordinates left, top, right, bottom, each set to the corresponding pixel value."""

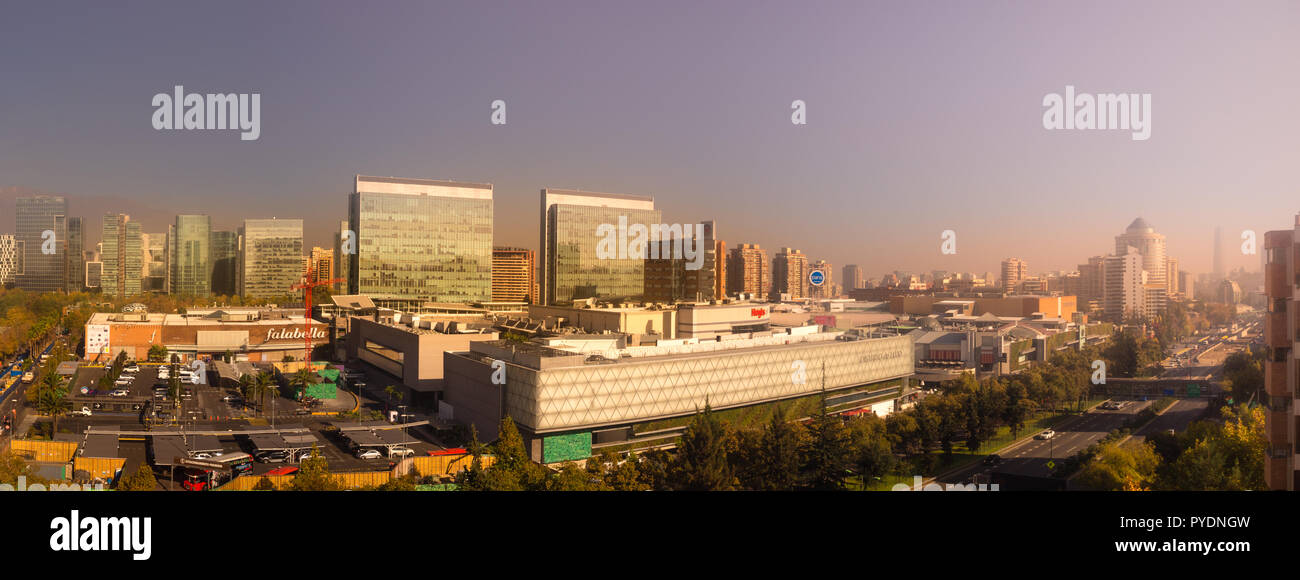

left=265, top=328, right=327, bottom=342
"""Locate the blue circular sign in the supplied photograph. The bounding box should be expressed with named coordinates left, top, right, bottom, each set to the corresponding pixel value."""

left=809, top=270, right=825, bottom=286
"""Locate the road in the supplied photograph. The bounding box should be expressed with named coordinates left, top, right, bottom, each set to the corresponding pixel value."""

left=937, top=400, right=1153, bottom=485
left=1132, top=398, right=1211, bottom=441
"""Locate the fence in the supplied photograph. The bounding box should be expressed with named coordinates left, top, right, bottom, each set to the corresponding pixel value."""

left=10, top=440, right=78, bottom=462
left=218, top=453, right=492, bottom=490
left=73, top=456, right=126, bottom=482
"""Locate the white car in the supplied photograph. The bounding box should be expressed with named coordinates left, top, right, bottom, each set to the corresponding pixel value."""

left=356, top=449, right=383, bottom=460
left=387, top=447, right=415, bottom=459
left=70, top=407, right=92, bottom=417
left=1035, top=430, right=1056, bottom=440
left=110, top=389, right=130, bottom=397
left=191, top=452, right=214, bottom=459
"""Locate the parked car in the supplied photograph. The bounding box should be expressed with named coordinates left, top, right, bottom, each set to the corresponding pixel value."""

left=356, top=449, right=382, bottom=460
left=191, top=452, right=214, bottom=459
left=255, top=450, right=289, bottom=463
left=296, top=450, right=320, bottom=463
left=123, top=365, right=140, bottom=373
left=387, top=447, right=415, bottom=459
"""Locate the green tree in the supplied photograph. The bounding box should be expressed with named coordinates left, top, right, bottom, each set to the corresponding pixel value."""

left=741, top=406, right=805, bottom=491
left=846, top=414, right=897, bottom=489
left=799, top=399, right=853, bottom=490
left=459, top=416, right=547, bottom=491
left=288, top=444, right=342, bottom=491
left=290, top=368, right=316, bottom=401
left=147, top=344, right=168, bottom=362
left=252, top=476, right=276, bottom=491
left=670, top=404, right=735, bottom=491
left=1076, top=440, right=1159, bottom=491
left=116, top=464, right=158, bottom=491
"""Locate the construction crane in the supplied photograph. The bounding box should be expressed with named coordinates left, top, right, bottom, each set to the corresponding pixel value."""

left=291, top=267, right=343, bottom=371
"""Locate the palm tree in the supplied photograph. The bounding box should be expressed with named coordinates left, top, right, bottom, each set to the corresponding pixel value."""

left=237, top=373, right=256, bottom=406
left=34, top=372, right=71, bottom=435
left=383, top=385, right=404, bottom=417
left=289, top=368, right=315, bottom=403
left=253, top=371, right=276, bottom=416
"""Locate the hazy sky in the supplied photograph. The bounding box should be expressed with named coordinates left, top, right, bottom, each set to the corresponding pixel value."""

left=2, top=1, right=1297, bottom=280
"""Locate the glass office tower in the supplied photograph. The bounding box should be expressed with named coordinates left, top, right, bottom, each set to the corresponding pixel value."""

left=239, top=219, right=302, bottom=299
left=100, top=214, right=142, bottom=298
left=540, top=188, right=660, bottom=304
left=141, top=232, right=169, bottom=293
left=170, top=215, right=211, bottom=297
left=348, top=175, right=493, bottom=302
left=209, top=230, right=238, bottom=297
left=65, top=217, right=84, bottom=292
left=15, top=196, right=67, bottom=293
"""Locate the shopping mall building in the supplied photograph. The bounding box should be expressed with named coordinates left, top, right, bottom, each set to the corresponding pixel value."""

left=442, top=325, right=915, bottom=463
left=84, top=308, right=327, bottom=363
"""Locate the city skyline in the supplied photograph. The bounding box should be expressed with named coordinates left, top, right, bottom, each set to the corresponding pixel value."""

left=2, top=2, right=1297, bottom=277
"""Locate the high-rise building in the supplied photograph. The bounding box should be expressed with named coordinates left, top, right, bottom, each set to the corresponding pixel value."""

left=0, top=235, right=22, bottom=287
left=170, top=215, right=211, bottom=297
left=141, top=232, right=169, bottom=293
left=1000, top=258, right=1028, bottom=291
left=1104, top=248, right=1145, bottom=322
left=1213, top=226, right=1225, bottom=280
left=84, top=261, right=102, bottom=290
left=65, top=217, right=84, bottom=292
left=209, top=230, right=238, bottom=296
left=772, top=248, right=809, bottom=300
left=15, top=196, right=68, bottom=293
left=540, top=188, right=658, bottom=305
left=239, top=218, right=303, bottom=299
left=713, top=238, right=727, bottom=301
left=492, top=247, right=536, bottom=303
left=810, top=259, right=833, bottom=299
left=306, top=247, right=335, bottom=284
left=641, top=220, right=720, bottom=303
left=333, top=220, right=349, bottom=292
left=1077, top=256, right=1106, bottom=305
left=727, top=243, right=769, bottom=298
left=100, top=214, right=142, bottom=298
left=1115, top=217, right=1167, bottom=289
left=351, top=175, right=494, bottom=302
left=1179, top=270, right=1195, bottom=301
left=1165, top=257, right=1179, bottom=296
left=1263, top=222, right=1297, bottom=489
left=843, top=264, right=864, bottom=291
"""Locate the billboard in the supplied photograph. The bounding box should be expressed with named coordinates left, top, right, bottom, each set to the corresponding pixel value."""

left=85, top=324, right=110, bottom=355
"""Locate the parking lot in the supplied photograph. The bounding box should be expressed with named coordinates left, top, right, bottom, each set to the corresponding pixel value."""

left=44, top=359, right=456, bottom=488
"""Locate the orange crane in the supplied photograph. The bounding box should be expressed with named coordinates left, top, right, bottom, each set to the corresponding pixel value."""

left=291, top=267, right=343, bottom=370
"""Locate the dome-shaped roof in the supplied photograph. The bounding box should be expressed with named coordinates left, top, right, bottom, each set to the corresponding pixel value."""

left=1126, top=217, right=1153, bottom=233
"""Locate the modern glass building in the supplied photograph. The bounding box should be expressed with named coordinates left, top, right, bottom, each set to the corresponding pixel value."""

left=333, top=220, right=349, bottom=292
left=15, top=196, right=67, bottom=293
left=540, top=188, right=660, bottom=305
left=65, top=217, right=84, bottom=292
left=100, top=214, right=142, bottom=298
left=141, top=232, right=169, bottom=293
left=0, top=235, right=22, bottom=287
left=170, top=215, right=211, bottom=297
left=348, top=175, right=493, bottom=302
left=209, top=230, right=238, bottom=296
left=239, top=219, right=302, bottom=299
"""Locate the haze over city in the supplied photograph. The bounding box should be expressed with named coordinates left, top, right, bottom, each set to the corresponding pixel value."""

left=3, top=1, right=1298, bottom=276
